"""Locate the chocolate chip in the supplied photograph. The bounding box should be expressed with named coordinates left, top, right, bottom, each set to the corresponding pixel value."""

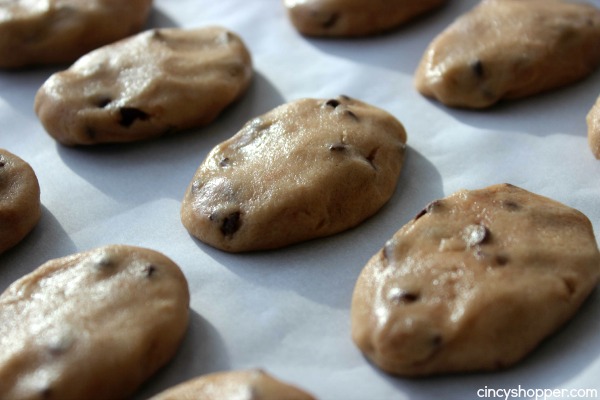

left=0, top=160, right=5, bottom=168
left=322, top=13, right=339, bottom=28
left=97, top=97, right=111, bottom=108
left=119, top=107, right=149, bottom=127
left=414, top=200, right=442, bottom=220
left=365, top=148, right=378, bottom=170
left=390, top=289, right=420, bottom=304
left=329, top=143, right=346, bottom=151
left=431, top=334, right=443, bottom=347
left=41, top=388, right=52, bottom=399
left=471, top=59, right=484, bottom=78
left=219, top=157, right=230, bottom=167
left=144, top=265, right=157, bottom=277
left=503, top=200, right=521, bottom=211
left=563, top=277, right=576, bottom=296
left=86, top=127, right=96, bottom=139
left=495, top=254, right=509, bottom=266
left=221, top=211, right=241, bottom=236
left=325, top=99, right=340, bottom=108
left=345, top=110, right=358, bottom=120
left=414, top=208, right=427, bottom=220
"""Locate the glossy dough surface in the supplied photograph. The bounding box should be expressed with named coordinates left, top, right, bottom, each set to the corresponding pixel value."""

left=149, top=369, right=316, bottom=400
left=0, top=149, right=41, bottom=254
left=35, top=27, right=253, bottom=145
left=0, top=0, right=153, bottom=69
left=284, top=0, right=446, bottom=37
left=351, top=183, right=600, bottom=376
left=587, top=95, right=600, bottom=159
left=415, top=0, right=600, bottom=108
left=0, top=245, right=190, bottom=400
left=181, top=96, right=407, bottom=252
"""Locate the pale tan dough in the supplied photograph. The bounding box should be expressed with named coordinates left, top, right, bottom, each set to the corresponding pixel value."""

left=351, top=183, right=600, bottom=376
left=0, top=0, right=153, bottom=69
left=0, top=245, right=190, bottom=400
left=149, top=369, right=316, bottom=400
left=415, top=0, right=600, bottom=109
left=284, top=0, right=447, bottom=37
left=587, top=95, right=600, bottom=159
left=0, top=149, right=41, bottom=255
left=181, top=96, right=407, bottom=252
left=34, top=27, right=253, bottom=145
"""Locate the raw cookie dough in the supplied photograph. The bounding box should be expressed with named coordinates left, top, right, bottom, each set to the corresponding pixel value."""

left=181, top=96, right=407, bottom=252
left=149, top=369, right=316, bottom=400
left=351, top=183, right=600, bottom=376
left=0, top=245, right=190, bottom=400
left=283, top=0, right=447, bottom=37
left=415, top=0, right=600, bottom=109
left=587, top=95, right=600, bottom=159
left=0, top=0, right=153, bottom=69
left=35, top=27, right=253, bottom=145
left=0, top=149, right=41, bottom=254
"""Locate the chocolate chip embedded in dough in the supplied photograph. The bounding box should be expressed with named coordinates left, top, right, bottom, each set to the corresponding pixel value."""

left=389, top=288, right=420, bottom=304
left=415, top=200, right=443, bottom=220
left=471, top=59, right=484, bottom=78
left=220, top=212, right=242, bottom=237
left=345, top=110, right=359, bottom=120
left=322, top=13, right=340, bottom=29
left=495, top=254, right=509, bottom=266
left=119, top=107, right=150, bottom=127
left=502, top=200, right=521, bottom=211
left=325, top=99, right=341, bottom=108
left=40, top=387, right=53, bottom=400
left=329, top=143, right=347, bottom=152
left=96, top=98, right=112, bottom=109
left=365, top=147, right=379, bottom=170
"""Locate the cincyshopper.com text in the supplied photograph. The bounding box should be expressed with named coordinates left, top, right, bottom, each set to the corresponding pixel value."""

left=477, top=385, right=598, bottom=400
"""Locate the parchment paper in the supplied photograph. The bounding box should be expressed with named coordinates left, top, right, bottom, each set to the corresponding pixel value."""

left=1, top=1, right=600, bottom=399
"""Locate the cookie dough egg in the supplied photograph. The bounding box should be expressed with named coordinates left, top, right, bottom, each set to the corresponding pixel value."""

left=351, top=183, right=600, bottom=376
left=181, top=96, right=407, bottom=252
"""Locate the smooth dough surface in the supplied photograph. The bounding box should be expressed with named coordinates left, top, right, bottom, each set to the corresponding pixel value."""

left=181, top=96, right=407, bottom=252
left=587, top=95, right=600, bottom=159
left=284, top=0, right=446, bottom=37
left=149, top=369, right=316, bottom=400
left=351, top=183, right=600, bottom=376
left=415, top=0, right=600, bottom=108
left=0, top=149, right=41, bottom=254
left=0, top=0, right=153, bottom=69
left=35, top=27, right=253, bottom=145
left=0, top=245, right=190, bottom=400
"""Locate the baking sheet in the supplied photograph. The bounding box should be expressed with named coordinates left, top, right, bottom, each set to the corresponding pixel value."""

left=2, top=1, right=600, bottom=399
